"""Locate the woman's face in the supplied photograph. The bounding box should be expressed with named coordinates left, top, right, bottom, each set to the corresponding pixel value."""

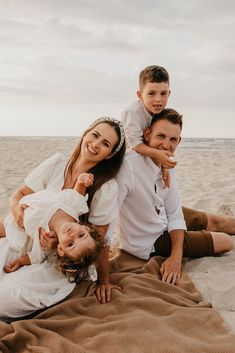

left=80, top=122, right=119, bottom=163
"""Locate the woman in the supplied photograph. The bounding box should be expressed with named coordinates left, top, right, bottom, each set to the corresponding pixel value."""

left=0, top=117, right=125, bottom=320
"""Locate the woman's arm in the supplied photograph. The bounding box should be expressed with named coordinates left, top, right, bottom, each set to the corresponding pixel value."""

left=9, top=185, right=34, bottom=228
left=94, top=224, right=122, bottom=304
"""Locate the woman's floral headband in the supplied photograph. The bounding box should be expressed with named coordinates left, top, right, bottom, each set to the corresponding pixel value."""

left=90, top=117, right=125, bottom=154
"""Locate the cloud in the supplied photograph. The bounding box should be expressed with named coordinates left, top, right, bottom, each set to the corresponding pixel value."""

left=0, top=0, right=234, bottom=136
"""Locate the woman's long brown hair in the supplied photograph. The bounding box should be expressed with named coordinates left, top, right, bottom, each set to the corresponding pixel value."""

left=65, top=119, right=126, bottom=223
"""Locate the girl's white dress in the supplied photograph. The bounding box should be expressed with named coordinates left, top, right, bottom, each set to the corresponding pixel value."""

left=3, top=189, right=89, bottom=264
left=0, top=153, right=118, bottom=320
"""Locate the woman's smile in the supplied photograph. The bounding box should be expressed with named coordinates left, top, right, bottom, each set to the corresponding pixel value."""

left=87, top=144, right=98, bottom=155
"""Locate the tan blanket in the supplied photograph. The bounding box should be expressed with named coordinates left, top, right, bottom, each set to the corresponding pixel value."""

left=0, top=250, right=235, bottom=353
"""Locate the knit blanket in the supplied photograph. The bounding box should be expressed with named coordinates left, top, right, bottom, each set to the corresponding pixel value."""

left=0, top=250, right=235, bottom=353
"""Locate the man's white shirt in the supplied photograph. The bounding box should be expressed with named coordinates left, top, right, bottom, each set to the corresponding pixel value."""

left=113, top=150, right=186, bottom=260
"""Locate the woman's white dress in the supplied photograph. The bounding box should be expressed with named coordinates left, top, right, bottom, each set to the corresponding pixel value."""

left=0, top=153, right=118, bottom=320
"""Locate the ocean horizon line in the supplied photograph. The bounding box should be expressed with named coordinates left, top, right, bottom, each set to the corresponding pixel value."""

left=0, top=136, right=234, bottom=140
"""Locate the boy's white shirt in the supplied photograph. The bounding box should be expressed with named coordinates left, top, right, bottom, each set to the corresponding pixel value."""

left=121, top=100, right=153, bottom=149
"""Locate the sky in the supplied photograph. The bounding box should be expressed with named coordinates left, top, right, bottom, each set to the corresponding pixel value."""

left=0, top=0, right=235, bottom=138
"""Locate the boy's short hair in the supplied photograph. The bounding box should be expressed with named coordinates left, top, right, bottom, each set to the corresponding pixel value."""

left=150, top=108, right=183, bottom=131
left=139, top=65, right=169, bottom=89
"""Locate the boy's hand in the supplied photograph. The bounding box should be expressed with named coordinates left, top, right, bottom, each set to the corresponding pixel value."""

left=161, top=167, right=170, bottom=188
left=11, top=204, right=28, bottom=229
left=77, top=173, right=94, bottom=187
left=4, top=259, right=21, bottom=273
left=154, top=150, right=176, bottom=169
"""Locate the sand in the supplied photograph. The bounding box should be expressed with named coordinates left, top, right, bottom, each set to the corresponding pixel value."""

left=0, top=137, right=235, bottom=331
left=176, top=146, right=235, bottom=332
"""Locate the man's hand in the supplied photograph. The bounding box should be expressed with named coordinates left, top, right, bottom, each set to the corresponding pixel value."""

left=94, top=282, right=122, bottom=304
left=11, top=204, right=28, bottom=229
left=159, top=255, right=182, bottom=285
left=39, top=227, right=58, bottom=251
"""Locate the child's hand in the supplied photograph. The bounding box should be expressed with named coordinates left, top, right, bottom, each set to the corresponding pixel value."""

left=11, top=204, right=28, bottom=229
left=4, top=260, right=21, bottom=273
left=77, top=173, right=94, bottom=187
left=154, top=150, right=176, bottom=169
left=39, top=227, right=58, bottom=251
left=162, top=167, right=170, bottom=189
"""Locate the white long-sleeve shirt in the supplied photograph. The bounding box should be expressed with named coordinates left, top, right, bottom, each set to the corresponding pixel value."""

left=121, top=100, right=153, bottom=149
left=114, top=150, right=186, bottom=260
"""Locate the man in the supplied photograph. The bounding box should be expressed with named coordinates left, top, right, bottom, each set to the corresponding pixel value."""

left=115, top=108, right=234, bottom=285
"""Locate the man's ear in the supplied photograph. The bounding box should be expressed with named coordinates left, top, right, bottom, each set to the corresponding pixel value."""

left=57, top=244, right=64, bottom=257
left=143, top=128, right=150, bottom=142
left=168, top=90, right=171, bottom=97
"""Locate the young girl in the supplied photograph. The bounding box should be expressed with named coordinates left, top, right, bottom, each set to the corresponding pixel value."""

left=0, top=117, right=126, bottom=320
left=1, top=173, right=103, bottom=282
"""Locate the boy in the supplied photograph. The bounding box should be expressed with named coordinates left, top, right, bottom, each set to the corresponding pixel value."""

left=121, top=65, right=176, bottom=183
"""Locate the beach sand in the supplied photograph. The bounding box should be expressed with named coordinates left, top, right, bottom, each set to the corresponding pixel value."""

left=0, top=137, right=235, bottom=331
left=176, top=146, right=235, bottom=332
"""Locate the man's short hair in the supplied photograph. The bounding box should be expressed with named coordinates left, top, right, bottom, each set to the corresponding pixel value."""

left=150, top=108, right=183, bottom=130
left=139, top=65, right=169, bottom=89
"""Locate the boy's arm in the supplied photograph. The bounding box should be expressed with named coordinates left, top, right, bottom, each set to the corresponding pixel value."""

left=134, top=143, right=176, bottom=169
left=122, top=107, right=175, bottom=168
left=4, top=254, right=31, bottom=273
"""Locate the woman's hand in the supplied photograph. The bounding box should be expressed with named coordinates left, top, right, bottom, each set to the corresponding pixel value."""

left=94, top=282, right=122, bottom=304
left=11, top=204, right=28, bottom=229
left=39, top=227, right=58, bottom=251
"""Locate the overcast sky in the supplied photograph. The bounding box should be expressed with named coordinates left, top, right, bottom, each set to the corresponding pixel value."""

left=0, top=0, right=235, bottom=138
